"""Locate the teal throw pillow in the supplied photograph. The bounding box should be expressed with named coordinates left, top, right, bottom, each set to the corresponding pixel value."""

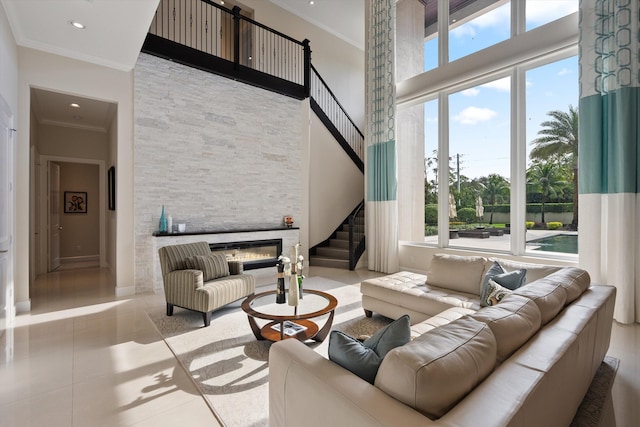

left=481, top=279, right=512, bottom=306
left=328, top=314, right=410, bottom=384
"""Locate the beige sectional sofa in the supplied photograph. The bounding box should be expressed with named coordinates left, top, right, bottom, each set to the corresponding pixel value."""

left=269, top=254, right=616, bottom=427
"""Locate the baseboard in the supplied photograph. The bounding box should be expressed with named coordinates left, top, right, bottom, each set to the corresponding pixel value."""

left=15, top=299, right=31, bottom=314
left=115, top=286, right=135, bottom=297
left=60, top=255, right=100, bottom=265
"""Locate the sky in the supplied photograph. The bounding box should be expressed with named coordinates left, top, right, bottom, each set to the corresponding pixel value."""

left=422, top=0, right=579, bottom=181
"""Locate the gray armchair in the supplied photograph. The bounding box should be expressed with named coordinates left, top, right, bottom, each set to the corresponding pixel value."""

left=158, top=241, right=255, bottom=326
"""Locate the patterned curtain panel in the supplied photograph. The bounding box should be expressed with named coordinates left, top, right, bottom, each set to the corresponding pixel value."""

left=366, top=0, right=399, bottom=273
left=579, top=1, right=640, bottom=324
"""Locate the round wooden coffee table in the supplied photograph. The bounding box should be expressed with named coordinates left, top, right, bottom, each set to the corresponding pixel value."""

left=241, top=289, right=338, bottom=342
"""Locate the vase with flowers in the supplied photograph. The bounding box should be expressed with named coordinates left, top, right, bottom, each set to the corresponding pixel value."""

left=278, top=243, right=304, bottom=306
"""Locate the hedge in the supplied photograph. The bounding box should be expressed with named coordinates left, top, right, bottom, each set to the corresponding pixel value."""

left=479, top=203, right=573, bottom=214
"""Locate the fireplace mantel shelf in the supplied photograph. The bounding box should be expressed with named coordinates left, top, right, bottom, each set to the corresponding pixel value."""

left=152, top=226, right=299, bottom=237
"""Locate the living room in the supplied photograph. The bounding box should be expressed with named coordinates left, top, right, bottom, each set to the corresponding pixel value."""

left=1, top=0, right=639, bottom=426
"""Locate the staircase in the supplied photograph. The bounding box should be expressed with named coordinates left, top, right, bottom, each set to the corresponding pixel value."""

left=310, top=204, right=365, bottom=270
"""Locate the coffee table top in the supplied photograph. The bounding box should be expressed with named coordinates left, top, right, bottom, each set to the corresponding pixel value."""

left=241, top=288, right=337, bottom=321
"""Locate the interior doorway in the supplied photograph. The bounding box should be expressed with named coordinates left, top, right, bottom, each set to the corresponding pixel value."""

left=29, top=87, right=116, bottom=279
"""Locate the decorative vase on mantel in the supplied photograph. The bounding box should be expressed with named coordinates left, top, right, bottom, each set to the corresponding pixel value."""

left=159, top=205, right=168, bottom=233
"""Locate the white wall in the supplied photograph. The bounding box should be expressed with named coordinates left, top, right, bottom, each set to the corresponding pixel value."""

left=241, top=0, right=365, bottom=129
left=0, top=3, right=17, bottom=109
left=17, top=47, right=135, bottom=302
left=58, top=162, right=100, bottom=259
left=309, top=109, right=364, bottom=246
left=0, top=3, right=18, bottom=318
left=36, top=124, right=108, bottom=159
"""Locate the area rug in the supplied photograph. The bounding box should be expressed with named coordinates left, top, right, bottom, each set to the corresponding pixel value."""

left=146, top=277, right=391, bottom=427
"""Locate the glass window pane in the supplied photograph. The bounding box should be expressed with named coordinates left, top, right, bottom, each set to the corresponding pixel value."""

left=526, top=0, right=578, bottom=31
left=449, top=1, right=510, bottom=63
left=448, top=77, right=511, bottom=251
left=424, top=99, right=438, bottom=244
left=525, top=57, right=578, bottom=255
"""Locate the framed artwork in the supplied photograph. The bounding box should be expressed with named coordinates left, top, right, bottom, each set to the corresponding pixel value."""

left=108, top=166, right=116, bottom=210
left=64, top=191, right=87, bottom=214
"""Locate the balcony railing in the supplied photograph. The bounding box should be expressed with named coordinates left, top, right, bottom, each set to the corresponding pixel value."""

left=146, top=0, right=310, bottom=99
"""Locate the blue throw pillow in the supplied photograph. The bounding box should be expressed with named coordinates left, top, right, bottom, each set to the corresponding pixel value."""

left=328, top=314, right=410, bottom=384
left=481, top=261, right=526, bottom=307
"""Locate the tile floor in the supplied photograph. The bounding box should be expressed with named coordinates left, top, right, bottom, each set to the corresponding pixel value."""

left=0, top=266, right=638, bottom=427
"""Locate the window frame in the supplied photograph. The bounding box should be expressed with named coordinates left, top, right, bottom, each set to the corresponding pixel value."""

left=396, top=3, right=578, bottom=260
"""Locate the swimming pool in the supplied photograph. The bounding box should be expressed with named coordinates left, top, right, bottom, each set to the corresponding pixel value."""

left=527, top=234, right=578, bottom=254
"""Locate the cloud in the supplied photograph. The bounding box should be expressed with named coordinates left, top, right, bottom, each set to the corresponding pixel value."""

left=481, top=77, right=510, bottom=92
left=468, top=4, right=510, bottom=28
left=527, top=2, right=578, bottom=24
left=558, top=68, right=572, bottom=76
left=451, top=24, right=476, bottom=39
left=461, top=88, right=480, bottom=97
left=453, top=106, right=497, bottom=125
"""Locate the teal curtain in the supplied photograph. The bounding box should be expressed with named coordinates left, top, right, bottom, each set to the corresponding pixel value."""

left=579, top=1, right=640, bottom=324
left=366, top=0, right=398, bottom=273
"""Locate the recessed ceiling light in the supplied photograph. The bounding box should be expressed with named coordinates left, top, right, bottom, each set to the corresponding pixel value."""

left=70, top=103, right=80, bottom=108
left=309, top=1, right=314, bottom=4
left=69, top=21, right=86, bottom=29
left=220, top=1, right=224, bottom=4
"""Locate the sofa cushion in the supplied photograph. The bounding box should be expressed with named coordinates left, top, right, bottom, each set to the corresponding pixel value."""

left=360, top=272, right=480, bottom=320
left=427, top=254, right=488, bottom=295
left=480, top=279, right=513, bottom=307
left=194, top=253, right=230, bottom=281
left=410, top=307, right=475, bottom=338
left=328, top=315, right=410, bottom=384
left=470, top=294, right=542, bottom=363
left=543, top=267, right=591, bottom=304
left=375, top=317, right=497, bottom=419
left=184, top=256, right=197, bottom=270
left=513, top=280, right=567, bottom=324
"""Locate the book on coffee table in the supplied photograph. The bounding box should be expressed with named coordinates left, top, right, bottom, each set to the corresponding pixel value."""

left=271, top=320, right=307, bottom=336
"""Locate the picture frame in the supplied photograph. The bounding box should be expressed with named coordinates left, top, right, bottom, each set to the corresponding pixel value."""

left=64, top=191, right=87, bottom=214
left=108, top=166, right=116, bottom=210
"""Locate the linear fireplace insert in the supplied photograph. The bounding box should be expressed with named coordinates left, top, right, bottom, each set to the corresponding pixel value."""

left=209, top=239, right=282, bottom=270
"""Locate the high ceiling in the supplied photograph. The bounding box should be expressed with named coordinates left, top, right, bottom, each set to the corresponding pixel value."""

left=1, top=0, right=364, bottom=131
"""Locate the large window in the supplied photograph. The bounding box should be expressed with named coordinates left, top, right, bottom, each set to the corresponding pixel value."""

left=396, top=0, right=579, bottom=258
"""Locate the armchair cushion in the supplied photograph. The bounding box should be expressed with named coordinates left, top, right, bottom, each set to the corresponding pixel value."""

left=194, top=253, right=230, bottom=281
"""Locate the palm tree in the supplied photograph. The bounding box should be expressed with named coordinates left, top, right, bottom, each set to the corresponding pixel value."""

left=526, top=162, right=566, bottom=223
left=530, top=106, right=578, bottom=227
left=480, top=174, right=510, bottom=224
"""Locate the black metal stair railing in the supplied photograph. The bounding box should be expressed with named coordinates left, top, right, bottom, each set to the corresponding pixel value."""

left=348, top=201, right=366, bottom=270
left=310, top=64, right=365, bottom=172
